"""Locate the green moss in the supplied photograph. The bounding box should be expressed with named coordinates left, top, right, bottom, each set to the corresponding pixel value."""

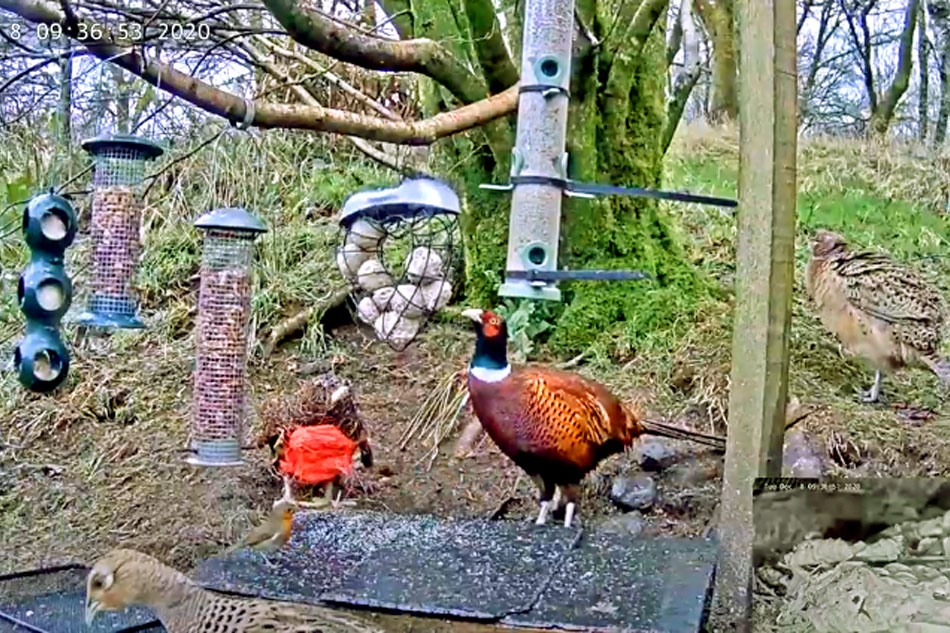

left=548, top=3, right=710, bottom=355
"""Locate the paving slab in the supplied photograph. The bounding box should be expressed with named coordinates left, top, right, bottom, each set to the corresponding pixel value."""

left=195, top=510, right=580, bottom=619
left=0, top=566, right=162, bottom=633
left=194, top=509, right=717, bottom=631
left=505, top=532, right=717, bottom=633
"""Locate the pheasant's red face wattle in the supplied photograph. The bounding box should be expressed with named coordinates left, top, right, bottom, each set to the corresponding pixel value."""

left=482, top=311, right=503, bottom=339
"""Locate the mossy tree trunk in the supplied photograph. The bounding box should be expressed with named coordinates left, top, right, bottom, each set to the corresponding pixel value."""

left=383, top=0, right=701, bottom=354
left=694, top=0, right=738, bottom=123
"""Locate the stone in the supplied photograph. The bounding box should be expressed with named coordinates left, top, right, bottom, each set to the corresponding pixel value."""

left=610, top=474, right=657, bottom=511
left=637, top=438, right=678, bottom=471
left=782, top=427, right=829, bottom=478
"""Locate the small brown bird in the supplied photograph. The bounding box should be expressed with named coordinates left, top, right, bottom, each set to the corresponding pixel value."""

left=805, top=229, right=950, bottom=402
left=461, top=308, right=725, bottom=528
left=85, top=548, right=383, bottom=632
left=226, top=498, right=297, bottom=554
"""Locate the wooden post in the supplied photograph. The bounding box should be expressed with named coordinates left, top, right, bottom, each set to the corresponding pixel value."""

left=709, top=0, right=797, bottom=630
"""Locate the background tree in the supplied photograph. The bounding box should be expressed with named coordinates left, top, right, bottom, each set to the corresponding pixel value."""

left=692, top=0, right=737, bottom=123
left=0, top=0, right=700, bottom=354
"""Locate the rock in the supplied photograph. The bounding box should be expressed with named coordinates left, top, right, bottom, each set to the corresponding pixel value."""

left=373, top=311, right=421, bottom=347
left=782, top=427, right=829, bottom=478
left=599, top=511, right=644, bottom=537
left=336, top=242, right=373, bottom=282
left=665, top=457, right=721, bottom=486
left=610, top=474, right=657, bottom=511
left=356, top=296, right=380, bottom=325
left=637, top=439, right=677, bottom=471
left=390, top=284, right=425, bottom=319
left=371, top=286, right=396, bottom=308
left=421, top=278, right=453, bottom=312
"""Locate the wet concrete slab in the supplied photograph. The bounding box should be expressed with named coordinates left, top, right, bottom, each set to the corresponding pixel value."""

left=194, top=510, right=718, bottom=632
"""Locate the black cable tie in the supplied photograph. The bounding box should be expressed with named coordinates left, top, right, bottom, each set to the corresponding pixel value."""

left=506, top=269, right=653, bottom=282
left=519, top=84, right=571, bottom=99
left=482, top=175, right=738, bottom=208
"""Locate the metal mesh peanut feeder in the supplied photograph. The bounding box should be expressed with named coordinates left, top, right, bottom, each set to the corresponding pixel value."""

left=336, top=177, right=461, bottom=351
left=188, top=207, right=267, bottom=467
left=76, top=134, right=163, bottom=329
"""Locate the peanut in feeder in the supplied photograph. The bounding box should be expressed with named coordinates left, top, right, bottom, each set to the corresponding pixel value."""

left=76, top=134, right=163, bottom=329
left=188, top=207, right=267, bottom=467
left=336, top=177, right=462, bottom=351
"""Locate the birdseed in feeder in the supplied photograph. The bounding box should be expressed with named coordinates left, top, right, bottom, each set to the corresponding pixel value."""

left=36, top=281, right=65, bottom=312
left=40, top=213, right=67, bottom=241
left=89, top=186, right=142, bottom=309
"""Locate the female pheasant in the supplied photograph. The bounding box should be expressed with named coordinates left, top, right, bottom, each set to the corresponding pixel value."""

left=805, top=229, right=950, bottom=402
left=462, top=308, right=725, bottom=528
left=85, top=548, right=383, bottom=632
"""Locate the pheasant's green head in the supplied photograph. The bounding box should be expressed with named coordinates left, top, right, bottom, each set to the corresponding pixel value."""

left=461, top=308, right=509, bottom=371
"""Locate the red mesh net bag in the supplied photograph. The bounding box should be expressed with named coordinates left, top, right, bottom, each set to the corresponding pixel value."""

left=278, top=424, right=358, bottom=486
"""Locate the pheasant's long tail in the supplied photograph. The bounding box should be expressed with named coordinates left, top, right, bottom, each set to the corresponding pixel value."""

left=923, top=355, right=950, bottom=387
left=640, top=419, right=726, bottom=451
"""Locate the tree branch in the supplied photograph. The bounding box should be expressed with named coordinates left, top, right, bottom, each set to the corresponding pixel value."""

left=870, top=0, right=920, bottom=136
left=255, top=35, right=401, bottom=120
left=262, top=0, right=488, bottom=104
left=463, top=0, right=519, bottom=94
left=662, top=0, right=701, bottom=153
left=0, top=0, right=518, bottom=144
left=238, top=37, right=404, bottom=170
left=604, top=0, right=669, bottom=110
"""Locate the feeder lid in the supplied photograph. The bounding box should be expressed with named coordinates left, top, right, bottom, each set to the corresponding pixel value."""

left=80, top=133, right=165, bottom=160
left=339, top=176, right=460, bottom=227
left=194, top=207, right=268, bottom=233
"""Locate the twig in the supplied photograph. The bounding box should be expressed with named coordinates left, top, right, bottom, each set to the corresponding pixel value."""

left=262, top=287, right=350, bottom=357
left=556, top=350, right=588, bottom=370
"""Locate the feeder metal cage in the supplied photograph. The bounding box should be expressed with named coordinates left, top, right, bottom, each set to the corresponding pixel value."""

left=336, top=177, right=462, bottom=351
left=189, top=207, right=266, bottom=467
left=77, top=134, right=163, bottom=330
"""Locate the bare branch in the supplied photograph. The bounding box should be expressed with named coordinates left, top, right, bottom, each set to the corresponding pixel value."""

left=262, top=0, right=488, bottom=104
left=0, top=0, right=517, bottom=144
left=463, top=0, right=519, bottom=94
left=255, top=35, right=401, bottom=120
left=237, top=37, right=403, bottom=170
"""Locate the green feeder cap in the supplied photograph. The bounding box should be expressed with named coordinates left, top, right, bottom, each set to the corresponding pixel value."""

left=194, top=207, right=267, bottom=234
left=80, top=133, right=165, bottom=160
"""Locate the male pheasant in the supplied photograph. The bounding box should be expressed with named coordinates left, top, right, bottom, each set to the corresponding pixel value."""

left=85, top=549, right=382, bottom=632
left=462, top=308, right=725, bottom=528
left=805, top=229, right=950, bottom=402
